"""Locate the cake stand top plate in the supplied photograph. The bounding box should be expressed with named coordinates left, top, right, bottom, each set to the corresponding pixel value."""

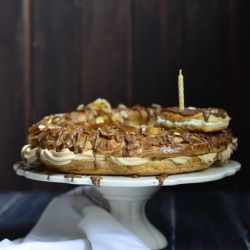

left=13, top=160, right=241, bottom=187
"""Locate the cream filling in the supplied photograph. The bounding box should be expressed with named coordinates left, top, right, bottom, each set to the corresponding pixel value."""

left=161, top=156, right=190, bottom=165
left=21, top=141, right=235, bottom=166
left=218, top=138, right=237, bottom=163
left=198, top=153, right=217, bottom=164
left=40, top=149, right=106, bottom=165
left=110, top=156, right=150, bottom=165
left=157, top=116, right=230, bottom=130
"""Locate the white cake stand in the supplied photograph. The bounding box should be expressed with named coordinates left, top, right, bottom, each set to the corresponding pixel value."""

left=14, top=160, right=241, bottom=250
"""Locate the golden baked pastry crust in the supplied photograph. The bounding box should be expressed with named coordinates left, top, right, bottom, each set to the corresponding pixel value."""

left=21, top=99, right=237, bottom=176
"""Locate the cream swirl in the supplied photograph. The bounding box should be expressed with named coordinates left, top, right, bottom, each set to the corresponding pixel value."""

left=40, top=149, right=106, bottom=165
left=198, top=153, right=217, bottom=164
left=21, top=145, right=38, bottom=163
left=218, top=138, right=238, bottom=163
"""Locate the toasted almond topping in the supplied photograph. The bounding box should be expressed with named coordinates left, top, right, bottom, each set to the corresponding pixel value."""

left=38, top=125, right=46, bottom=130
left=48, top=124, right=55, bottom=129
left=118, top=103, right=127, bottom=109
left=152, top=103, right=161, bottom=108
left=111, top=113, right=124, bottom=123
left=45, top=119, right=52, bottom=125
left=96, top=116, right=104, bottom=124
left=53, top=118, right=60, bottom=122
left=76, top=104, right=84, bottom=111
left=120, top=110, right=128, bottom=118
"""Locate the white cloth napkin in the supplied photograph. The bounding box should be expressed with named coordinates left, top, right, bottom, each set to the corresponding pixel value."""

left=0, top=186, right=150, bottom=250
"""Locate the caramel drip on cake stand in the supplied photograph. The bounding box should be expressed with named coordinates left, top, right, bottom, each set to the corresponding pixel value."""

left=155, top=174, right=168, bottom=186
left=90, top=175, right=103, bottom=188
left=64, top=174, right=82, bottom=182
left=47, top=171, right=58, bottom=180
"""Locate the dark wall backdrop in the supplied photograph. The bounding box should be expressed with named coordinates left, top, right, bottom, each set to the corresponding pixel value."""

left=0, top=0, right=249, bottom=192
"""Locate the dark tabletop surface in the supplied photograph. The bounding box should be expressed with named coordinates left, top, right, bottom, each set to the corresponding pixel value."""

left=0, top=189, right=250, bottom=250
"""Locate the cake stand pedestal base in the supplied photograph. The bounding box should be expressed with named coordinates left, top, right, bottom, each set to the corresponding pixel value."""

left=14, top=160, right=241, bottom=250
left=96, top=186, right=167, bottom=250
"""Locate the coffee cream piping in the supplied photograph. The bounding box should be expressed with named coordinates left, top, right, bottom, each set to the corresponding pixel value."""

left=198, top=153, right=217, bottom=164
left=22, top=145, right=38, bottom=163
left=217, top=138, right=237, bottom=163
left=160, top=156, right=190, bottom=165
left=22, top=142, right=235, bottom=166
left=110, top=156, right=150, bottom=165
left=157, top=116, right=230, bottom=130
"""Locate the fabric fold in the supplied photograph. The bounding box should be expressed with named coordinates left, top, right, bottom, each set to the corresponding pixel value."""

left=0, top=187, right=149, bottom=250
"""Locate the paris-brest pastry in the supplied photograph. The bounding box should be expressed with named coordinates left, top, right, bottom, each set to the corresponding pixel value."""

left=21, top=98, right=237, bottom=176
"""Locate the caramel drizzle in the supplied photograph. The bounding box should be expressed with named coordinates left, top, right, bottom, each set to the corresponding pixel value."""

left=53, top=130, right=63, bottom=151
left=22, top=165, right=43, bottom=173
left=124, top=131, right=137, bottom=150
left=16, top=162, right=45, bottom=173
left=133, top=105, right=145, bottom=120
left=90, top=175, right=103, bottom=188
left=180, top=131, right=191, bottom=144
left=64, top=173, right=82, bottom=182
left=113, top=141, right=123, bottom=155
left=145, top=106, right=162, bottom=124
left=15, top=161, right=26, bottom=171
left=82, top=134, right=89, bottom=148
left=36, top=147, right=42, bottom=158
left=39, top=130, right=51, bottom=148
left=73, top=131, right=81, bottom=154
left=47, top=171, right=58, bottom=180
left=133, top=105, right=163, bottom=124
left=165, top=107, right=227, bottom=122
left=62, top=127, right=81, bottom=150
left=93, top=131, right=99, bottom=168
left=195, top=133, right=212, bottom=150
left=29, top=126, right=232, bottom=160
left=155, top=174, right=168, bottom=186
left=131, top=174, right=140, bottom=178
